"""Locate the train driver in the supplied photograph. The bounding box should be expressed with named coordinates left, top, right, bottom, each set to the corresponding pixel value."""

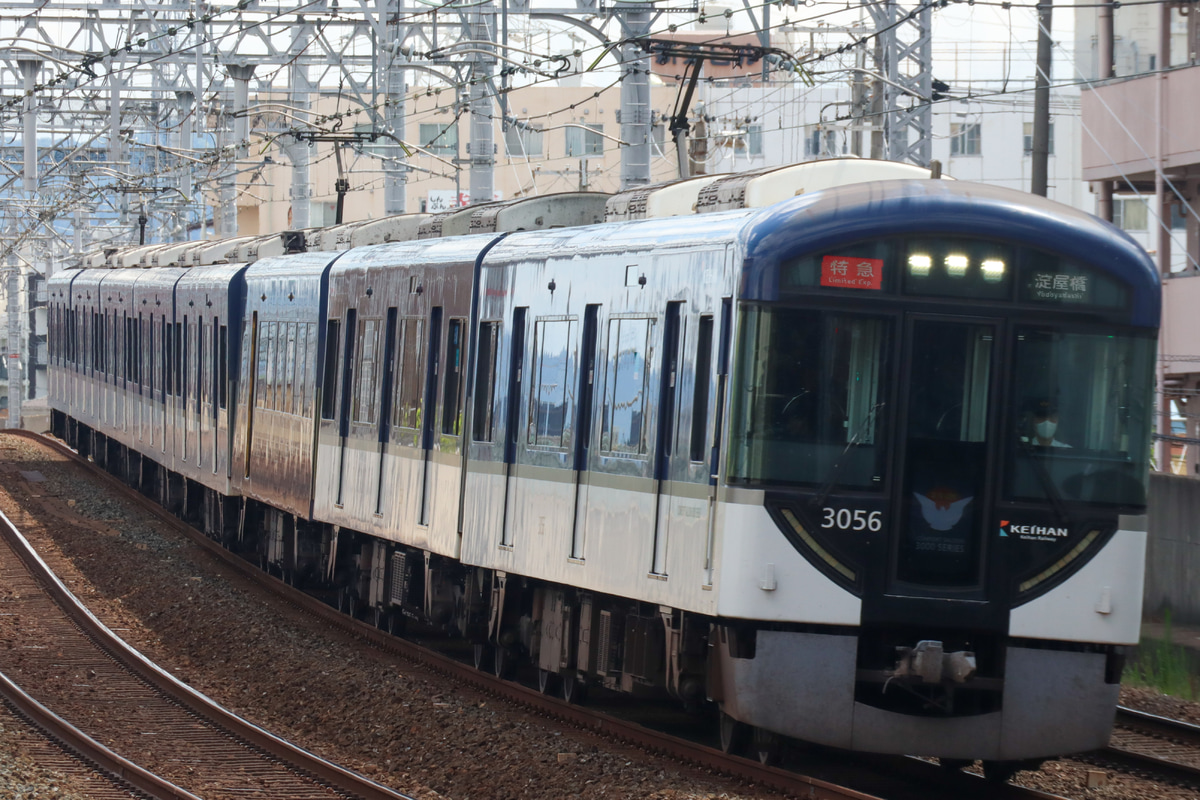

left=1025, top=398, right=1072, bottom=448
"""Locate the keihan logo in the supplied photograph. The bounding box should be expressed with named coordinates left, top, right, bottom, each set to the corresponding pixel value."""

left=1000, top=520, right=1070, bottom=539
left=913, top=487, right=972, bottom=531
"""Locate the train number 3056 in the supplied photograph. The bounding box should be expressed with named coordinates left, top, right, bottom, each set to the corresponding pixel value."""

left=821, top=508, right=883, bottom=532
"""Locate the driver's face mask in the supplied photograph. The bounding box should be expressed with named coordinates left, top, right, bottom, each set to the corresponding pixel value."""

left=1036, top=419, right=1058, bottom=440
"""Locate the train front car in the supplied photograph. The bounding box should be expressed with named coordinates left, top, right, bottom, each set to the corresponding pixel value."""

left=713, top=180, right=1159, bottom=774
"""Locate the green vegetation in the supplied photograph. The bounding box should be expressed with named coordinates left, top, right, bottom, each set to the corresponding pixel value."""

left=1124, top=612, right=1200, bottom=700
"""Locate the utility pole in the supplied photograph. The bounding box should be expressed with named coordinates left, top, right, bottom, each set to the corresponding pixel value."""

left=176, top=91, right=195, bottom=241
left=468, top=0, right=497, bottom=205
left=222, top=63, right=256, bottom=238
left=287, top=21, right=313, bottom=230
left=1096, top=0, right=1115, bottom=220
left=1030, top=0, right=1053, bottom=197
left=618, top=7, right=653, bottom=190
left=6, top=263, right=20, bottom=429
left=383, top=1, right=408, bottom=216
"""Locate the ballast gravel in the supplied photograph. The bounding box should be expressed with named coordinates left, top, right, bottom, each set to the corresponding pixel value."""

left=1, top=432, right=1199, bottom=800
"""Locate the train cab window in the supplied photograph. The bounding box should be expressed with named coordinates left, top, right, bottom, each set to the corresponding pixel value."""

left=473, top=321, right=501, bottom=442
left=894, top=320, right=994, bottom=589
left=528, top=318, right=576, bottom=448
left=321, top=319, right=341, bottom=420
left=1005, top=328, right=1155, bottom=507
left=728, top=308, right=890, bottom=488
left=601, top=317, right=655, bottom=456
left=441, top=319, right=466, bottom=436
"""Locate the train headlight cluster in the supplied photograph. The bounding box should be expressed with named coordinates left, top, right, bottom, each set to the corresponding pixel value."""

left=906, top=252, right=1008, bottom=282
left=907, top=254, right=932, bottom=276
left=945, top=254, right=970, bottom=277
left=981, top=259, right=1006, bottom=282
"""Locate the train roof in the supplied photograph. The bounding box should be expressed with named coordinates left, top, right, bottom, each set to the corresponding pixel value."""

left=489, top=207, right=755, bottom=263
left=243, top=250, right=343, bottom=279
left=334, top=231, right=502, bottom=272
left=739, top=179, right=1161, bottom=325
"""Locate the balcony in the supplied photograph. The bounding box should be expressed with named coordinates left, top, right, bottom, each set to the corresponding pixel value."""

left=1081, top=65, right=1200, bottom=188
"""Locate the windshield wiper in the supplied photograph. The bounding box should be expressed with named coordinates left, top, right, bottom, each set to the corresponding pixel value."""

left=1016, top=438, right=1071, bottom=526
left=810, top=401, right=886, bottom=510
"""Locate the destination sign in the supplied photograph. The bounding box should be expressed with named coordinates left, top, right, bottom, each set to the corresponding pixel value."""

left=820, top=255, right=884, bottom=290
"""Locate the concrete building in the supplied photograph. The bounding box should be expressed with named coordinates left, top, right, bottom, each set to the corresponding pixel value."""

left=1074, top=0, right=1200, bottom=472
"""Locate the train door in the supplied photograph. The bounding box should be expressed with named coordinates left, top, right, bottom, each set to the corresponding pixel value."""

left=651, top=302, right=684, bottom=575
left=569, top=305, right=600, bottom=559
left=500, top=308, right=527, bottom=546
left=418, top=307, right=443, bottom=526
left=864, top=314, right=1006, bottom=630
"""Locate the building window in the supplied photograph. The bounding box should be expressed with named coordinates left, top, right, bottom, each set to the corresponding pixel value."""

left=747, top=124, right=763, bottom=156
left=505, top=122, right=543, bottom=157
left=310, top=201, right=338, bottom=228
left=804, top=126, right=841, bottom=159
left=418, top=122, right=458, bottom=156
left=565, top=123, right=604, bottom=157
left=651, top=123, right=667, bottom=156
left=1022, top=122, right=1055, bottom=155
left=1113, top=197, right=1149, bottom=231
left=1171, top=202, right=1190, bottom=230
left=950, top=122, right=982, bottom=156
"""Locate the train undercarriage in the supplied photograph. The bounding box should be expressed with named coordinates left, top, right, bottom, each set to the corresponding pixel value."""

left=54, top=411, right=1048, bottom=779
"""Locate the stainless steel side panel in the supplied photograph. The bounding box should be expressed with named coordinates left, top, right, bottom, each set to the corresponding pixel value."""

left=458, top=214, right=749, bottom=613
left=233, top=252, right=340, bottom=519
left=313, top=236, right=488, bottom=559
left=171, top=263, right=248, bottom=496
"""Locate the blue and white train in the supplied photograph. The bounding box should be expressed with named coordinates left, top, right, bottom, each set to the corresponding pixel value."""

left=47, top=163, right=1159, bottom=780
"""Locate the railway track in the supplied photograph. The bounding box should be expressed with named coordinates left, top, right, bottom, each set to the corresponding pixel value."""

left=3, top=429, right=1070, bottom=800
left=0, top=665, right=200, bottom=800
left=0, top=480, right=414, bottom=800
left=1100, top=706, right=1200, bottom=788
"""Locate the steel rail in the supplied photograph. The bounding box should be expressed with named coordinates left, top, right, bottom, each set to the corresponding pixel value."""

left=0, top=459, right=415, bottom=800
left=9, top=429, right=1066, bottom=800
left=0, top=666, right=203, bottom=800
left=1100, top=706, right=1200, bottom=786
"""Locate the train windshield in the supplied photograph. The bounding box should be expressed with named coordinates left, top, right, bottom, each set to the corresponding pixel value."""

left=728, top=307, right=891, bottom=488
left=1005, top=327, right=1156, bottom=507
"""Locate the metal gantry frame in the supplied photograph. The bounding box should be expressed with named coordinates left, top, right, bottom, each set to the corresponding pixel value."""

left=863, top=0, right=932, bottom=167
left=0, top=0, right=938, bottom=416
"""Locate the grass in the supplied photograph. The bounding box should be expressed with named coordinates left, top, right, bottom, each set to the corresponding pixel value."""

left=1124, top=612, right=1200, bottom=700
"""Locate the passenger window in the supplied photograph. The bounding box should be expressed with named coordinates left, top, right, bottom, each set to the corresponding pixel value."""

left=394, top=318, right=425, bottom=429
left=689, top=315, right=715, bottom=463
left=473, top=321, right=501, bottom=442
left=291, top=323, right=304, bottom=416
left=528, top=319, right=576, bottom=448
left=353, top=318, right=381, bottom=424
left=441, top=319, right=465, bottom=436
left=181, top=319, right=189, bottom=400
left=601, top=318, right=655, bottom=456
left=218, top=324, right=228, bottom=410
left=321, top=319, right=340, bottom=420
